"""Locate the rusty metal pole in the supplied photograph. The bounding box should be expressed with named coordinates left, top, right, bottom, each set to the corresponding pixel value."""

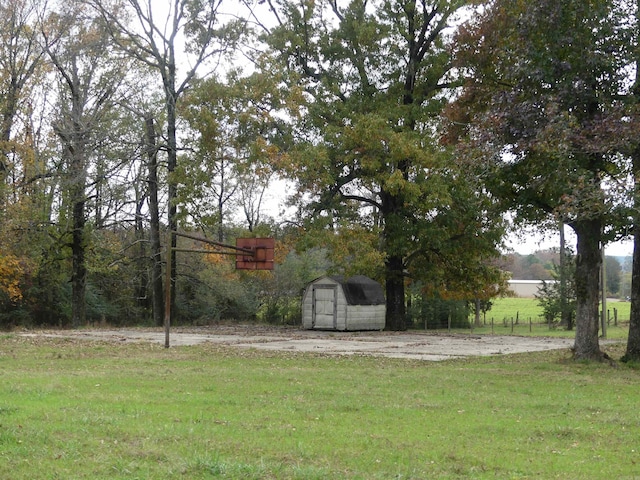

left=163, top=229, right=173, bottom=348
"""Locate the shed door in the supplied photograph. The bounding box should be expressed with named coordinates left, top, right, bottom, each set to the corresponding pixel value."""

left=312, top=285, right=337, bottom=329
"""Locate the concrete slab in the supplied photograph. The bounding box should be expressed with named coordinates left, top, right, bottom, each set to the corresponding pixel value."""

left=17, top=326, right=589, bottom=361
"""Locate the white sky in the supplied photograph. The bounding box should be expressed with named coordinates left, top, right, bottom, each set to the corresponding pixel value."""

left=506, top=231, right=634, bottom=257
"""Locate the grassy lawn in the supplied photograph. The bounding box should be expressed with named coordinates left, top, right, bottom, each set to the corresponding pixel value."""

left=0, top=335, right=638, bottom=479
left=461, top=297, right=631, bottom=339
left=486, top=297, right=631, bottom=324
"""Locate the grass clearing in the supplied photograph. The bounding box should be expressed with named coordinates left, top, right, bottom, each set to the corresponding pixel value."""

left=0, top=335, right=638, bottom=479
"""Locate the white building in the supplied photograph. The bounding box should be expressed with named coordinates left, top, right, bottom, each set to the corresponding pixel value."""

left=508, top=280, right=556, bottom=298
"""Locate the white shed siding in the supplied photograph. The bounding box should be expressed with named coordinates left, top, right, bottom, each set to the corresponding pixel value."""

left=343, top=305, right=385, bottom=330
left=335, top=286, right=348, bottom=330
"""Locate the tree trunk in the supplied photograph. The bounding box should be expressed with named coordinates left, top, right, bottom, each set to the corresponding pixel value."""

left=146, top=116, right=164, bottom=327
left=70, top=185, right=86, bottom=327
left=385, top=254, right=406, bottom=331
left=135, top=185, right=149, bottom=316
left=623, top=222, right=640, bottom=361
left=559, top=221, right=573, bottom=329
left=572, top=218, right=603, bottom=360
left=623, top=0, right=640, bottom=362
left=381, top=190, right=407, bottom=331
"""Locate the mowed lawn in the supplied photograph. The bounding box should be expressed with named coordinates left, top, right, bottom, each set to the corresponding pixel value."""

left=486, top=297, right=631, bottom=324
left=0, top=334, right=638, bottom=479
left=468, top=297, right=631, bottom=339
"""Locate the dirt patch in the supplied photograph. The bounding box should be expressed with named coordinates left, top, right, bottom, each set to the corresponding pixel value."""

left=17, top=325, right=596, bottom=361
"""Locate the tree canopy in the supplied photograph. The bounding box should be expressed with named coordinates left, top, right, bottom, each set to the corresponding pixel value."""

left=254, top=0, right=507, bottom=330
left=447, top=0, right=638, bottom=359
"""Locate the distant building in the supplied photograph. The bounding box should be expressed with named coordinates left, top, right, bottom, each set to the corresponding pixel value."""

left=508, top=280, right=556, bottom=298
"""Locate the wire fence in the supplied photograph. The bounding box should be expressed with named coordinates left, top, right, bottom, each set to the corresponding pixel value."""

left=417, top=307, right=630, bottom=338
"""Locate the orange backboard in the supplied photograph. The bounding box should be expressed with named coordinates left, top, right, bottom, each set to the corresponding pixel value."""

left=235, top=238, right=275, bottom=270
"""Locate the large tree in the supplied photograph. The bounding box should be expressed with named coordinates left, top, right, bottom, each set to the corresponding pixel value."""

left=88, top=0, right=244, bottom=316
left=42, top=0, right=133, bottom=326
left=256, top=0, right=505, bottom=330
left=449, top=0, right=635, bottom=359
left=623, top=0, right=640, bottom=362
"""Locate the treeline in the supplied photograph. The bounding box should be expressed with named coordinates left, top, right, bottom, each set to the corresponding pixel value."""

left=0, top=0, right=507, bottom=329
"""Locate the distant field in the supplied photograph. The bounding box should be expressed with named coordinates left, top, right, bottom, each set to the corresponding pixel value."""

left=485, top=296, right=630, bottom=324
left=466, top=297, right=631, bottom=339
left=484, top=297, right=544, bottom=323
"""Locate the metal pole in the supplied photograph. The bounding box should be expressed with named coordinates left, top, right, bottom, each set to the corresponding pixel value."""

left=172, top=231, right=253, bottom=254
left=163, top=229, right=173, bottom=348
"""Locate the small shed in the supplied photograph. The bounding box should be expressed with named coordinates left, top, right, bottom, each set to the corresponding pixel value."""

left=301, top=275, right=386, bottom=331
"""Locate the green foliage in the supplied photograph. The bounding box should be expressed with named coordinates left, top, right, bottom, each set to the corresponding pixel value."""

left=452, top=0, right=635, bottom=231
left=260, top=1, right=507, bottom=329
left=178, top=265, right=260, bottom=324
left=407, top=284, right=471, bottom=329
left=257, top=247, right=330, bottom=324
left=450, top=0, right=636, bottom=358
left=535, top=253, right=577, bottom=326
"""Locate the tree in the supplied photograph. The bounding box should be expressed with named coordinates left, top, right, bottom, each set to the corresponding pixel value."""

left=449, top=0, right=635, bottom=360
left=42, top=0, right=132, bottom=326
left=0, top=0, right=44, bottom=201
left=257, top=0, right=506, bottom=330
left=144, top=115, right=165, bottom=326
left=624, top=0, right=640, bottom=363
left=181, top=68, right=292, bottom=238
left=536, top=251, right=577, bottom=327
left=88, top=0, right=245, bottom=317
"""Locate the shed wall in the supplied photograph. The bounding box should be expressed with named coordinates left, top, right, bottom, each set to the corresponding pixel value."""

left=344, top=305, right=386, bottom=331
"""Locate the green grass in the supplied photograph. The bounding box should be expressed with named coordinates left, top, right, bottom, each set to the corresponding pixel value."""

left=0, top=335, right=639, bottom=479
left=464, top=297, right=631, bottom=339
left=486, top=297, right=631, bottom=324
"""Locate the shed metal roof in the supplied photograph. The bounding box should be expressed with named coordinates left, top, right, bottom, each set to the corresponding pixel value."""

left=329, top=275, right=386, bottom=306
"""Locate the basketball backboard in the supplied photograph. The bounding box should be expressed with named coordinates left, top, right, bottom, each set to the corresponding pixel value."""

left=235, top=238, right=275, bottom=270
